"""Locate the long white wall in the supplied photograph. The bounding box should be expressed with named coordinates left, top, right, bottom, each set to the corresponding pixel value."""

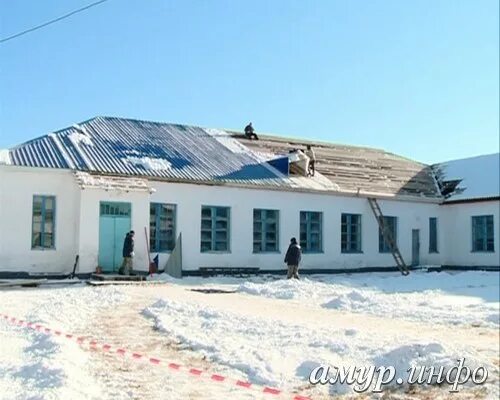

left=151, top=181, right=444, bottom=271
left=1, top=166, right=498, bottom=275
left=441, top=201, right=500, bottom=267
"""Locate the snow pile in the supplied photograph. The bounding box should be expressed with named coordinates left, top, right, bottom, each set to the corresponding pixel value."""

left=68, top=131, right=93, bottom=146
left=143, top=297, right=487, bottom=395
left=0, top=149, right=11, bottom=165
left=123, top=156, right=172, bottom=171
left=238, top=271, right=500, bottom=328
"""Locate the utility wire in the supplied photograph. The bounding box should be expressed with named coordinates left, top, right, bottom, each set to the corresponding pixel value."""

left=0, top=0, right=111, bottom=44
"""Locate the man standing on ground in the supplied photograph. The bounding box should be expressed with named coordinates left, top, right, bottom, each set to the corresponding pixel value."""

left=284, top=237, right=301, bottom=279
left=244, top=122, right=259, bottom=140
left=121, top=230, right=135, bottom=275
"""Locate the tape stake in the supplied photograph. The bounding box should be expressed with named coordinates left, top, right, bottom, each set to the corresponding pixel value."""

left=211, top=374, right=225, bottom=382
left=293, top=396, right=312, bottom=400
left=102, top=344, right=112, bottom=351
left=189, top=368, right=203, bottom=376
left=76, top=337, right=85, bottom=343
left=149, top=357, right=161, bottom=365
left=236, top=380, right=252, bottom=389
left=116, top=348, right=126, bottom=355
left=55, top=330, right=62, bottom=335
left=132, top=352, right=143, bottom=359
left=168, top=363, right=181, bottom=370
left=263, top=387, right=281, bottom=395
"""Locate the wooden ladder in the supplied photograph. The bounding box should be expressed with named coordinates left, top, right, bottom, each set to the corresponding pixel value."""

left=367, top=198, right=410, bottom=276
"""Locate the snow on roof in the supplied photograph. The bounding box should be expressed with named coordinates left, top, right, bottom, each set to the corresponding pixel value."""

left=435, top=153, right=500, bottom=201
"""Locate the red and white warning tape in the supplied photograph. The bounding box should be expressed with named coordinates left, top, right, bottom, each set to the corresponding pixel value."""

left=0, top=313, right=312, bottom=400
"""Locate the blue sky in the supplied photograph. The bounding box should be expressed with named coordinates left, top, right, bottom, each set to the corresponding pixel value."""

left=0, top=0, right=498, bottom=164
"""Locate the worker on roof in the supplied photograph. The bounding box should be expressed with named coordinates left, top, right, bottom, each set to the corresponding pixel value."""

left=244, top=122, right=259, bottom=140
left=305, top=145, right=316, bottom=177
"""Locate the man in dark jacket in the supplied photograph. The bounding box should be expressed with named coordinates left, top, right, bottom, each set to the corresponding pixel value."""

left=244, top=122, right=259, bottom=140
left=120, top=230, right=135, bottom=275
left=284, top=237, right=301, bottom=279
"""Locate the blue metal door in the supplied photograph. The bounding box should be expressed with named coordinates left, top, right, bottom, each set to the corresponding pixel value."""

left=98, top=202, right=131, bottom=272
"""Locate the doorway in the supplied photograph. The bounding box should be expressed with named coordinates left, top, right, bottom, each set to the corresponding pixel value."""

left=98, top=202, right=131, bottom=272
left=411, top=229, right=420, bottom=267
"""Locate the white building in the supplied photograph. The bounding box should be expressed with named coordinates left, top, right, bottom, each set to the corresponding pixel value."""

left=0, top=116, right=498, bottom=277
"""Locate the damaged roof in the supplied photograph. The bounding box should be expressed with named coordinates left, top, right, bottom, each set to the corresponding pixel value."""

left=4, top=116, right=442, bottom=200
left=432, top=153, right=500, bottom=202
left=232, top=133, right=441, bottom=199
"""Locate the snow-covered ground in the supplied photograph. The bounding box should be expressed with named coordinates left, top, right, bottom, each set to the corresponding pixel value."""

left=0, top=271, right=499, bottom=399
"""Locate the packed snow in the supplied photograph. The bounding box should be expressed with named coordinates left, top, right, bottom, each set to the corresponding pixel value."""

left=0, top=271, right=498, bottom=399
left=237, top=270, right=500, bottom=328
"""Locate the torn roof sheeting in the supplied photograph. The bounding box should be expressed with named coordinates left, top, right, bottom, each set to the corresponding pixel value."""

left=7, top=116, right=293, bottom=188
left=434, top=153, right=500, bottom=202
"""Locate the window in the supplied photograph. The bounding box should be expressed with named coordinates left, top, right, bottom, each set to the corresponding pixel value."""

left=32, top=195, right=55, bottom=249
left=379, top=216, right=397, bottom=253
left=429, top=217, right=438, bottom=253
left=472, top=215, right=494, bottom=252
left=253, top=209, right=279, bottom=253
left=300, top=211, right=323, bottom=252
left=201, top=206, right=230, bottom=252
left=341, top=213, right=362, bottom=253
left=150, top=203, right=176, bottom=252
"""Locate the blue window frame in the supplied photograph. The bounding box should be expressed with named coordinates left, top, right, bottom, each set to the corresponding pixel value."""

left=201, top=206, right=230, bottom=252
left=150, top=203, right=176, bottom=252
left=379, top=216, right=397, bottom=253
left=253, top=209, right=279, bottom=253
left=341, top=213, right=362, bottom=253
left=32, top=195, right=56, bottom=249
left=472, top=215, right=494, bottom=252
left=300, top=211, right=323, bottom=253
left=429, top=217, right=438, bottom=253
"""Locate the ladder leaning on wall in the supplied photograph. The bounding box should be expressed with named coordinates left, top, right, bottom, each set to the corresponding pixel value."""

left=367, top=198, right=410, bottom=276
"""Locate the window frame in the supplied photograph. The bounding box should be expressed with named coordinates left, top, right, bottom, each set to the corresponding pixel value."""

left=31, top=195, right=56, bottom=250
left=341, top=213, right=362, bottom=253
left=150, top=203, right=177, bottom=253
left=299, top=211, right=323, bottom=253
left=378, top=216, right=398, bottom=253
left=253, top=209, right=280, bottom=253
left=429, top=217, right=439, bottom=253
left=471, top=215, right=495, bottom=253
left=200, top=205, right=231, bottom=253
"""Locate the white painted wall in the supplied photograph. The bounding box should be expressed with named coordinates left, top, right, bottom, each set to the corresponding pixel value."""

left=441, top=201, right=500, bottom=267
left=150, top=181, right=444, bottom=271
left=1, top=166, right=498, bottom=275
left=0, top=166, right=80, bottom=274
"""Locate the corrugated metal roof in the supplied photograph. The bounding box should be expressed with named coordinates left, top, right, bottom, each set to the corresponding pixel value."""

left=6, top=116, right=300, bottom=188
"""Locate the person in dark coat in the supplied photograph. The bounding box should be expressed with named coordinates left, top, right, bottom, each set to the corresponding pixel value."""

left=284, top=237, right=301, bottom=279
left=120, top=230, right=135, bottom=275
left=244, top=122, right=259, bottom=140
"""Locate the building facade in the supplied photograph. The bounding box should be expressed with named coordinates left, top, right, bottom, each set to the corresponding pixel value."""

left=0, top=117, right=498, bottom=276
